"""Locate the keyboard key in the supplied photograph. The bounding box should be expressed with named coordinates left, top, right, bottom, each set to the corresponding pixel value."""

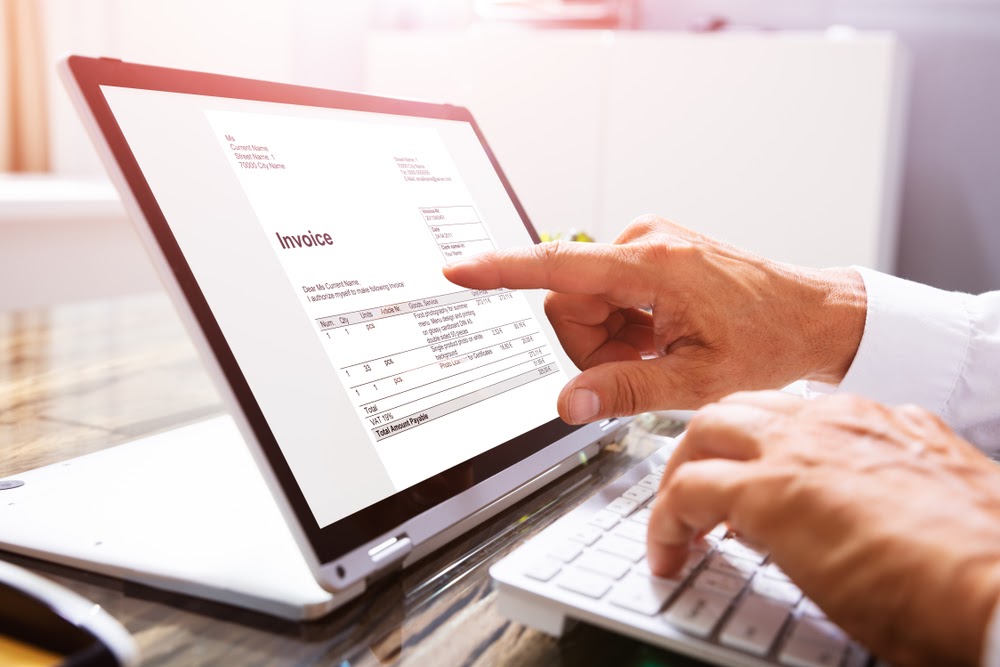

left=702, top=525, right=728, bottom=546
left=632, top=558, right=690, bottom=582
left=761, top=562, right=792, bottom=582
left=637, top=474, right=661, bottom=490
left=752, top=575, right=803, bottom=605
left=576, top=551, right=631, bottom=580
left=606, top=497, right=640, bottom=517
left=706, top=552, right=757, bottom=580
left=622, top=485, right=654, bottom=503
left=688, top=541, right=710, bottom=557
left=611, top=521, right=648, bottom=543
left=550, top=542, right=583, bottom=563
left=681, top=549, right=708, bottom=576
left=843, top=644, right=870, bottom=667
left=792, top=617, right=847, bottom=645
left=556, top=569, right=612, bottom=599
left=707, top=523, right=729, bottom=540
left=779, top=618, right=847, bottom=667
left=596, top=536, right=646, bottom=563
left=524, top=560, right=561, bottom=582
left=589, top=510, right=621, bottom=531
left=654, top=464, right=666, bottom=475
left=719, top=538, right=768, bottom=564
left=568, top=525, right=604, bottom=546
left=779, top=635, right=846, bottom=667
left=632, top=558, right=678, bottom=581
left=631, top=559, right=659, bottom=578
left=608, top=574, right=679, bottom=616
left=720, top=593, right=792, bottom=656
left=691, top=569, right=746, bottom=599
left=633, top=559, right=665, bottom=580
left=664, top=588, right=732, bottom=637
left=677, top=548, right=708, bottom=577
left=630, top=508, right=652, bottom=525
left=632, top=548, right=703, bottom=581
left=796, top=597, right=826, bottom=619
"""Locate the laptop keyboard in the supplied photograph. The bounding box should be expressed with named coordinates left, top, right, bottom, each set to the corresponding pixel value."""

left=492, top=458, right=870, bottom=667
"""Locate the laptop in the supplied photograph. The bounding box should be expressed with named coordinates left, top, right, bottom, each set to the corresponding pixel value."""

left=0, top=55, right=625, bottom=620
left=0, top=57, right=870, bottom=666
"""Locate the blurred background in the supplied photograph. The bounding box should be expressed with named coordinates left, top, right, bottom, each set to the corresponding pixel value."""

left=1, top=0, right=998, bottom=311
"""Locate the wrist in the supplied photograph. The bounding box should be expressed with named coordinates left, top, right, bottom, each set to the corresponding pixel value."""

left=795, top=266, right=867, bottom=385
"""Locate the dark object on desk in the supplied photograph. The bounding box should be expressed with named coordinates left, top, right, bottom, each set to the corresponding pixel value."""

left=0, top=560, right=137, bottom=666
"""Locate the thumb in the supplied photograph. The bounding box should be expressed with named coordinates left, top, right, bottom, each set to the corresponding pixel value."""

left=557, top=358, right=690, bottom=423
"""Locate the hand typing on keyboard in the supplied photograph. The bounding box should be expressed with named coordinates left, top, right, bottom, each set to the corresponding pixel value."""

left=648, top=390, right=1000, bottom=667
left=447, top=214, right=1000, bottom=665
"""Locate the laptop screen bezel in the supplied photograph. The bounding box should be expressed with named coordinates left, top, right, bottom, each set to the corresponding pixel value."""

left=65, top=56, right=585, bottom=566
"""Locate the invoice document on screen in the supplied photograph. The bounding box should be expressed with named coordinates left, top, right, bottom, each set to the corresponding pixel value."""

left=204, top=109, right=569, bottom=492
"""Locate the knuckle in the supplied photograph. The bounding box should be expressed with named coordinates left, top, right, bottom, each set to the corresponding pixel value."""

left=639, top=235, right=698, bottom=273
left=719, top=390, right=756, bottom=405
left=731, top=469, right=796, bottom=533
left=615, top=215, right=681, bottom=245
left=605, top=243, right=635, bottom=276
left=896, top=403, right=949, bottom=431
left=622, top=214, right=662, bottom=238
left=534, top=240, right=570, bottom=276
left=607, top=368, right=653, bottom=416
left=688, top=401, right=726, bottom=431
left=896, top=402, right=931, bottom=419
left=610, top=374, right=641, bottom=415
left=664, top=465, right=695, bottom=500
left=663, top=464, right=699, bottom=507
left=823, top=392, right=871, bottom=413
left=542, top=290, right=560, bottom=317
left=540, top=239, right=568, bottom=258
left=662, top=237, right=700, bottom=263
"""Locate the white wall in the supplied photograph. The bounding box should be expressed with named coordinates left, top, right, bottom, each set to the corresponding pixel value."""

left=637, top=0, right=1000, bottom=293
left=365, top=31, right=908, bottom=272
left=42, top=0, right=373, bottom=176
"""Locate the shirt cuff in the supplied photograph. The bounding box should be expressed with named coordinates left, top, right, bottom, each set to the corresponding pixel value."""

left=816, top=267, right=972, bottom=416
left=983, top=595, right=1000, bottom=667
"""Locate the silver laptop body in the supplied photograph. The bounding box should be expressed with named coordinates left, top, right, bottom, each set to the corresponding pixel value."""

left=0, top=56, right=628, bottom=620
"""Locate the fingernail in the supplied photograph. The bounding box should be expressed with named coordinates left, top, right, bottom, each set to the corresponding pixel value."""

left=568, top=388, right=601, bottom=423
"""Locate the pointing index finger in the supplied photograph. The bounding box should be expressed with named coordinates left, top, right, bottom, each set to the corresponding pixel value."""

left=442, top=242, right=619, bottom=295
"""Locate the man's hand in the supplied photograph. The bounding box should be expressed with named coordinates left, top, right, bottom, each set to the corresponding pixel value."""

left=648, top=391, right=1000, bottom=666
left=443, top=217, right=866, bottom=423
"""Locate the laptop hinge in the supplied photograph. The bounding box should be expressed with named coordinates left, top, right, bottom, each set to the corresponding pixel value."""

left=368, top=535, right=413, bottom=567
left=599, top=418, right=620, bottom=431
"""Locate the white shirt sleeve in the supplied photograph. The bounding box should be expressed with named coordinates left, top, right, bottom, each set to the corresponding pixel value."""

left=805, top=268, right=1000, bottom=667
left=985, top=604, right=1000, bottom=667
left=808, top=266, right=1000, bottom=453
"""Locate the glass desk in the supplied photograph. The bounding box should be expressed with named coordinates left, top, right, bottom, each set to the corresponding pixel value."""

left=0, top=293, right=701, bottom=666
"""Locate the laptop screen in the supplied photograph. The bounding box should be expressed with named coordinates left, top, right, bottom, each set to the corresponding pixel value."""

left=73, top=59, right=586, bottom=565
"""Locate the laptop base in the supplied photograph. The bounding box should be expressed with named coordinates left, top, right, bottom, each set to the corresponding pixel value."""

left=0, top=416, right=343, bottom=620
left=0, top=414, right=611, bottom=621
